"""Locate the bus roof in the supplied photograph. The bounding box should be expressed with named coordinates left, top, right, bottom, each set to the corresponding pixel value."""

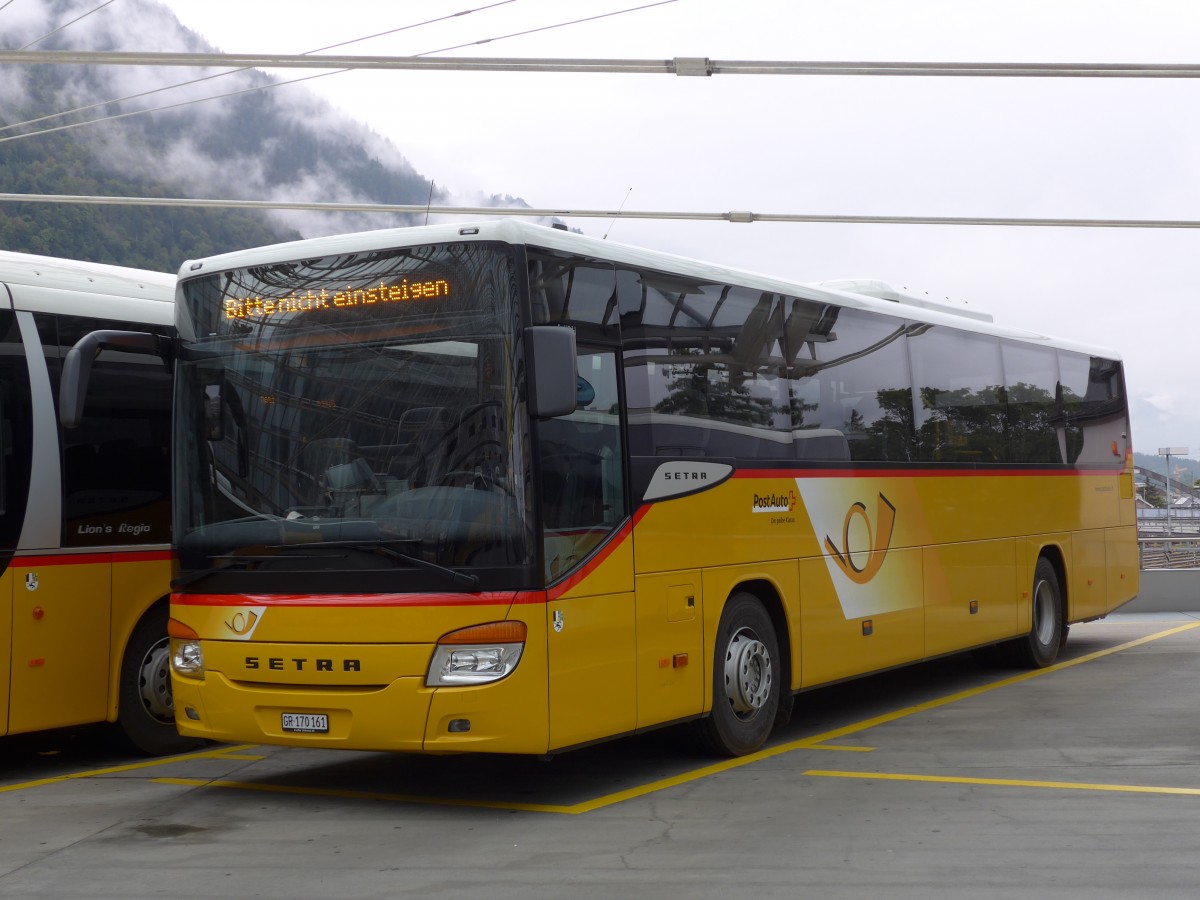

left=178, top=219, right=1121, bottom=360
left=0, top=250, right=175, bottom=298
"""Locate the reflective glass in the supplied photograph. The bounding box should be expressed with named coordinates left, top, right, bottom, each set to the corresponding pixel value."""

left=174, top=242, right=533, bottom=585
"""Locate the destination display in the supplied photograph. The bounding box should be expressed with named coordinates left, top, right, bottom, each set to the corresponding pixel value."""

left=223, top=277, right=452, bottom=320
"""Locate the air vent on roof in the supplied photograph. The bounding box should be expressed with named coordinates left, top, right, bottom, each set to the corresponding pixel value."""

left=813, top=279, right=992, bottom=323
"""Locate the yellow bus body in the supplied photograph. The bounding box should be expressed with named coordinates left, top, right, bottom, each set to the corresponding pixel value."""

left=1, top=250, right=182, bottom=753
left=5, top=551, right=173, bottom=734
left=171, top=464, right=1137, bottom=754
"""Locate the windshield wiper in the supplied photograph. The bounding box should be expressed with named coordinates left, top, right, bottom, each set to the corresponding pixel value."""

left=172, top=540, right=481, bottom=590
left=170, top=554, right=264, bottom=590
left=267, top=539, right=481, bottom=588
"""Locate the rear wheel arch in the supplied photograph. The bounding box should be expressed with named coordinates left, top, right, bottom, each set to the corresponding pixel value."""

left=729, top=579, right=792, bottom=692
left=1037, top=544, right=1069, bottom=621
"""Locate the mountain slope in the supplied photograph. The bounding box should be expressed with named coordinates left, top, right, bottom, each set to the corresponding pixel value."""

left=0, top=0, right=525, bottom=270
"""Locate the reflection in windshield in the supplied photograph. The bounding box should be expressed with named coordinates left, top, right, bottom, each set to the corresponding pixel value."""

left=174, top=242, right=534, bottom=581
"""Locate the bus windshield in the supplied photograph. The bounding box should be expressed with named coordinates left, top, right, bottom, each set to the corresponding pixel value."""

left=173, top=241, right=534, bottom=589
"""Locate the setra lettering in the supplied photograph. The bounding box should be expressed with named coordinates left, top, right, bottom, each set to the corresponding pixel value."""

left=244, top=656, right=361, bottom=672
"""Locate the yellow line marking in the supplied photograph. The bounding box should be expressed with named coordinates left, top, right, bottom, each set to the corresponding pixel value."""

left=147, top=622, right=1200, bottom=813
left=808, top=744, right=875, bottom=752
left=0, top=744, right=258, bottom=795
left=807, top=769, right=1200, bottom=797
left=209, top=754, right=267, bottom=761
left=565, top=621, right=1200, bottom=813
left=14, top=622, right=1200, bottom=812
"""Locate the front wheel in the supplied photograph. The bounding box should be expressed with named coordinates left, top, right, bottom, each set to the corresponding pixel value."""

left=117, top=606, right=204, bottom=755
left=694, top=593, right=781, bottom=756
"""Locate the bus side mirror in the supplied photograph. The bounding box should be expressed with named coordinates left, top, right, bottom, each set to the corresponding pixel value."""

left=60, top=330, right=164, bottom=429
left=525, top=326, right=578, bottom=420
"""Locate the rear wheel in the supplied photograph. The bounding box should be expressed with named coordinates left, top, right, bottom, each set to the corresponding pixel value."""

left=117, top=606, right=203, bottom=755
left=998, top=557, right=1064, bottom=668
left=694, top=593, right=781, bottom=756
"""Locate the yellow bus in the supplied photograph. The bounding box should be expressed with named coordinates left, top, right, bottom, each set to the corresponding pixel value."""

left=117, top=220, right=1135, bottom=756
left=1, top=250, right=196, bottom=755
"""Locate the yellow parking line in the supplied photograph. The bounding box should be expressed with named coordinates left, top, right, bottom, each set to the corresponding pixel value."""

left=150, top=623, right=1200, bottom=813
left=0, top=744, right=258, bottom=795
left=209, top=754, right=267, bottom=761
left=13, top=622, right=1199, bottom=811
left=806, top=769, right=1200, bottom=797
left=568, top=621, right=1200, bottom=812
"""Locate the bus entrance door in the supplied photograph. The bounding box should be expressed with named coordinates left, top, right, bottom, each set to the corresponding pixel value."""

left=0, top=565, right=11, bottom=733
left=546, top=576, right=637, bottom=751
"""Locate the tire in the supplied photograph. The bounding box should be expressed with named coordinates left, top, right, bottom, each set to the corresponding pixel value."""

left=117, top=605, right=203, bottom=756
left=998, top=557, right=1064, bottom=668
left=694, top=593, right=781, bottom=756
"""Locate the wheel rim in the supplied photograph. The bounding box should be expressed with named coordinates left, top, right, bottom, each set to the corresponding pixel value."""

left=137, top=636, right=175, bottom=724
left=723, top=627, right=773, bottom=718
left=1032, top=577, right=1057, bottom=647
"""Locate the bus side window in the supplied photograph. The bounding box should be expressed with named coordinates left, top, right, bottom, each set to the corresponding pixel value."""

left=41, top=313, right=173, bottom=547
left=786, top=303, right=916, bottom=463
left=910, top=327, right=1005, bottom=463
left=619, top=272, right=794, bottom=461
left=1001, top=341, right=1061, bottom=464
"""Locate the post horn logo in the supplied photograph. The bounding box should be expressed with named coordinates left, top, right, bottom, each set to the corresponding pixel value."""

left=824, top=492, right=897, bottom=585
left=225, top=610, right=259, bottom=636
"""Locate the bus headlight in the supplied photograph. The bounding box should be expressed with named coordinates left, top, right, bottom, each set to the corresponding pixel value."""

left=171, top=639, right=205, bottom=677
left=168, top=617, right=205, bottom=677
left=426, top=621, right=526, bottom=686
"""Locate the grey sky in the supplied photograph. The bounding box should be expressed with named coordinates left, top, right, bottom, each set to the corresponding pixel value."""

left=17, top=0, right=1200, bottom=458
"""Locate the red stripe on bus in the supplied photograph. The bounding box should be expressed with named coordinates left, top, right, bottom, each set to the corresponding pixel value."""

left=172, top=591, right=545, bottom=608
left=14, top=549, right=174, bottom=567
left=733, top=467, right=1126, bottom=479
left=547, top=517, right=637, bottom=600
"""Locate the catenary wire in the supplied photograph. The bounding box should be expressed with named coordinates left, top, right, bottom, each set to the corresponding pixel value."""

left=1, top=193, right=1197, bottom=229
left=416, top=0, right=678, bottom=55
left=4, top=52, right=1200, bottom=77
left=0, top=0, right=519, bottom=135
left=19, top=0, right=118, bottom=50
left=0, top=1, right=678, bottom=144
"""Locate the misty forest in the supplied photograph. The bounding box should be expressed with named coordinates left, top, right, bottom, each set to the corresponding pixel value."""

left=0, top=0, right=528, bottom=272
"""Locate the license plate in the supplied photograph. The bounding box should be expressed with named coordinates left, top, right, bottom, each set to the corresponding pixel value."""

left=281, top=712, right=329, bottom=734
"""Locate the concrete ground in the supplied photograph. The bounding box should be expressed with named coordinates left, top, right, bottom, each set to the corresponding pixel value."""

left=3, top=613, right=1200, bottom=900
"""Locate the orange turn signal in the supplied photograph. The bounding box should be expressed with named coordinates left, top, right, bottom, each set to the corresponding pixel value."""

left=439, top=621, right=527, bottom=645
left=168, top=617, right=200, bottom=639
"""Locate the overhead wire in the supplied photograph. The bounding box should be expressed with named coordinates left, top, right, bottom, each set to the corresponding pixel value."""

left=18, top=0, right=118, bottom=50
left=6, top=53, right=1200, bottom=77
left=0, top=0, right=680, bottom=144
left=416, top=0, right=678, bottom=55
left=2, top=192, right=1197, bottom=230
left=0, top=0, right=519, bottom=136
